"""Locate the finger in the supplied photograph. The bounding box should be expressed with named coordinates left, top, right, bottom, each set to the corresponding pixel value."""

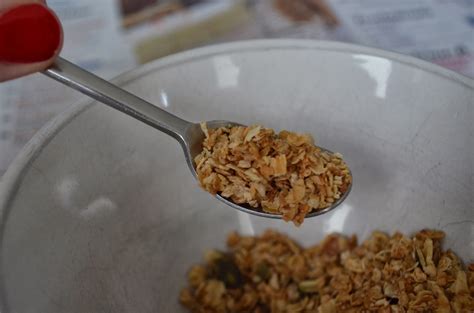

left=0, top=2, right=62, bottom=82
left=0, top=60, right=56, bottom=81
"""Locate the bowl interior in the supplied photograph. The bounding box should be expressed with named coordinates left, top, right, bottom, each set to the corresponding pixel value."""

left=1, top=41, right=473, bottom=312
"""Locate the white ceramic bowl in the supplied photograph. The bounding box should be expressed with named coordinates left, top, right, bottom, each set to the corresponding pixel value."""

left=1, top=40, right=473, bottom=312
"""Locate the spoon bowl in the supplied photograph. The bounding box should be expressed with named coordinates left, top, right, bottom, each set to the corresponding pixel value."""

left=44, top=58, right=351, bottom=219
left=181, top=120, right=241, bottom=177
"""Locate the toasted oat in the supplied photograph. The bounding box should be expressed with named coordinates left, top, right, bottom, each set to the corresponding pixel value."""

left=180, top=229, right=474, bottom=313
left=194, top=124, right=351, bottom=225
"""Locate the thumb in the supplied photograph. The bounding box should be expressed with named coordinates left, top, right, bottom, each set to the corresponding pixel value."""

left=0, top=2, right=63, bottom=82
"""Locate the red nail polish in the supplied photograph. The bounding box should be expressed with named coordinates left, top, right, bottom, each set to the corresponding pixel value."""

left=0, top=3, right=61, bottom=63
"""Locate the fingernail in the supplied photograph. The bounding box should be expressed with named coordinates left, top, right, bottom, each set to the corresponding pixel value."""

left=0, top=3, right=61, bottom=63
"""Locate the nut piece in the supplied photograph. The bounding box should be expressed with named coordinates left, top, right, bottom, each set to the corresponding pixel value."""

left=195, top=124, right=352, bottom=225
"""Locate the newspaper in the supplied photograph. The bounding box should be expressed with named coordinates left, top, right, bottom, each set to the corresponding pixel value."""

left=327, top=0, right=474, bottom=77
left=1, top=0, right=473, bottom=176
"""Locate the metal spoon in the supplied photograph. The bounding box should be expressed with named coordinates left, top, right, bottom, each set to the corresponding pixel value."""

left=43, top=57, right=351, bottom=219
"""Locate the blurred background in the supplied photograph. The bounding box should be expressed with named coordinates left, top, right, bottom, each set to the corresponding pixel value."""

left=1, top=0, right=473, bottom=175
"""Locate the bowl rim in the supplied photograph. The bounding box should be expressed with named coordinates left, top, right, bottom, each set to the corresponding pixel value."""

left=1, top=38, right=473, bottom=232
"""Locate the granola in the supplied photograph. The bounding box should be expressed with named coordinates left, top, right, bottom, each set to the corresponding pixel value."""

left=180, top=229, right=474, bottom=313
left=194, top=124, right=352, bottom=225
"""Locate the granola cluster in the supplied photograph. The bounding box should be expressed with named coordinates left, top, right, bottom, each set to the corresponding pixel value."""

left=194, top=124, right=352, bottom=225
left=180, top=229, right=474, bottom=313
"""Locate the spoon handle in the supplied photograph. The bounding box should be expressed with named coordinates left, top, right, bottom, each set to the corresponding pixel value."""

left=43, top=57, right=191, bottom=142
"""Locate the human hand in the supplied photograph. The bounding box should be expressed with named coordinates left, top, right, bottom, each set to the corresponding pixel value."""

left=0, top=0, right=62, bottom=82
